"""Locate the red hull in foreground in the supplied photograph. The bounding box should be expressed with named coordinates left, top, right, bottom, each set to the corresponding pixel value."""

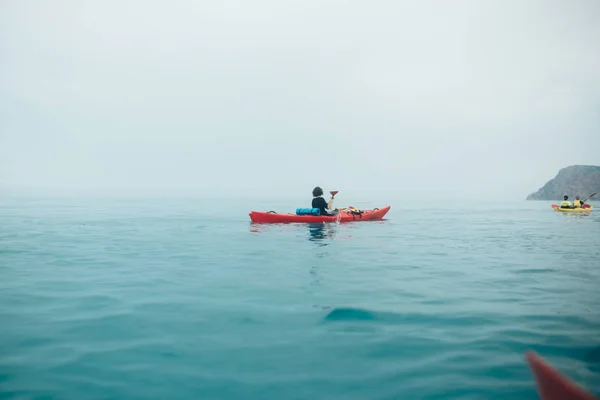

left=527, top=352, right=597, bottom=400
left=249, top=206, right=391, bottom=223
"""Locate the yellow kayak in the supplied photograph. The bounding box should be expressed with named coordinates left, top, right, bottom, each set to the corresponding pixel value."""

left=552, top=205, right=593, bottom=213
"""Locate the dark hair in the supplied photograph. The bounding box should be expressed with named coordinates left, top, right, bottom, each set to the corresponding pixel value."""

left=564, top=195, right=569, bottom=200
left=312, top=186, right=323, bottom=197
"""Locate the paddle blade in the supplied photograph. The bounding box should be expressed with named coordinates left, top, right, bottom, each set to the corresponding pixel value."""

left=526, top=352, right=597, bottom=400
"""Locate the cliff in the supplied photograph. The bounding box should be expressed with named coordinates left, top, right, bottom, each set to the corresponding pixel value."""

left=526, top=165, right=600, bottom=200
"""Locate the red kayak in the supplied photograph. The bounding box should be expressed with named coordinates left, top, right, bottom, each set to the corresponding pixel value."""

left=526, top=352, right=597, bottom=400
left=249, top=206, right=391, bottom=223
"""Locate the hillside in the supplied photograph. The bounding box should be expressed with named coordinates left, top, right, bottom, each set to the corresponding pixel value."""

left=526, top=165, right=600, bottom=201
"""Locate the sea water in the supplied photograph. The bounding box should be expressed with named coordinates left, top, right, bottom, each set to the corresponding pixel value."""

left=1, top=198, right=599, bottom=399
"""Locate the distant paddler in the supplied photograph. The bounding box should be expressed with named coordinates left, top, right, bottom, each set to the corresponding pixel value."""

left=311, top=187, right=339, bottom=216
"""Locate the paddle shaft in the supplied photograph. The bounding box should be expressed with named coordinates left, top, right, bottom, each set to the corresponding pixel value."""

left=582, top=192, right=596, bottom=204
left=328, top=190, right=338, bottom=209
left=327, top=197, right=334, bottom=210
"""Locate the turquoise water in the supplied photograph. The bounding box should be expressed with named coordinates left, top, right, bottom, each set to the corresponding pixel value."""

left=1, top=198, right=599, bottom=399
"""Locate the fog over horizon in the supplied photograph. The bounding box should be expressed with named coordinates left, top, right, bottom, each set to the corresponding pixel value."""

left=1, top=0, right=599, bottom=201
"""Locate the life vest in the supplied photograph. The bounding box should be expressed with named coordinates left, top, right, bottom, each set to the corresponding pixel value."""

left=573, top=200, right=582, bottom=208
left=560, top=201, right=571, bottom=208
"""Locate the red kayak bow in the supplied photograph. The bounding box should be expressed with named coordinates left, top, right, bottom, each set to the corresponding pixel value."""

left=526, top=352, right=597, bottom=400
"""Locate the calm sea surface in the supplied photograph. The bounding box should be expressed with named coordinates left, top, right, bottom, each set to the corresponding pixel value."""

left=1, top=197, right=599, bottom=399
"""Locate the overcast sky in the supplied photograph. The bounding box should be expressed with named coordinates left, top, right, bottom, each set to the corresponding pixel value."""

left=1, top=0, right=599, bottom=200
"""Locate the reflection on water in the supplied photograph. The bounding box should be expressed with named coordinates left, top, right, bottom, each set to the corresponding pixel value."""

left=249, top=222, right=342, bottom=247
left=249, top=222, right=265, bottom=233
left=558, top=212, right=593, bottom=220
left=249, top=222, right=339, bottom=241
left=307, top=223, right=337, bottom=246
left=307, top=224, right=337, bottom=295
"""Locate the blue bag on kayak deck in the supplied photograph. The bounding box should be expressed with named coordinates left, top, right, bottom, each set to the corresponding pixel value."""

left=296, top=208, right=321, bottom=216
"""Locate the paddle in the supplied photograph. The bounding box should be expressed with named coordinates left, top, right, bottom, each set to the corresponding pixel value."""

left=328, top=190, right=338, bottom=211
left=577, top=192, right=597, bottom=209
left=326, top=191, right=359, bottom=214
left=582, top=192, right=596, bottom=204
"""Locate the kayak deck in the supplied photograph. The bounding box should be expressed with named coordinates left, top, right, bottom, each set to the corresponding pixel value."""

left=526, top=351, right=596, bottom=400
left=551, top=205, right=593, bottom=213
left=249, top=206, right=391, bottom=223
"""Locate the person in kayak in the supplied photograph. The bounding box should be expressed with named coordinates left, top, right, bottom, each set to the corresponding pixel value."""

left=573, top=196, right=582, bottom=208
left=312, top=187, right=338, bottom=216
left=560, top=195, right=571, bottom=209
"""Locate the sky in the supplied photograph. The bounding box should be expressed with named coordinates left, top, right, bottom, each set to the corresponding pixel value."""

left=1, top=0, right=599, bottom=200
